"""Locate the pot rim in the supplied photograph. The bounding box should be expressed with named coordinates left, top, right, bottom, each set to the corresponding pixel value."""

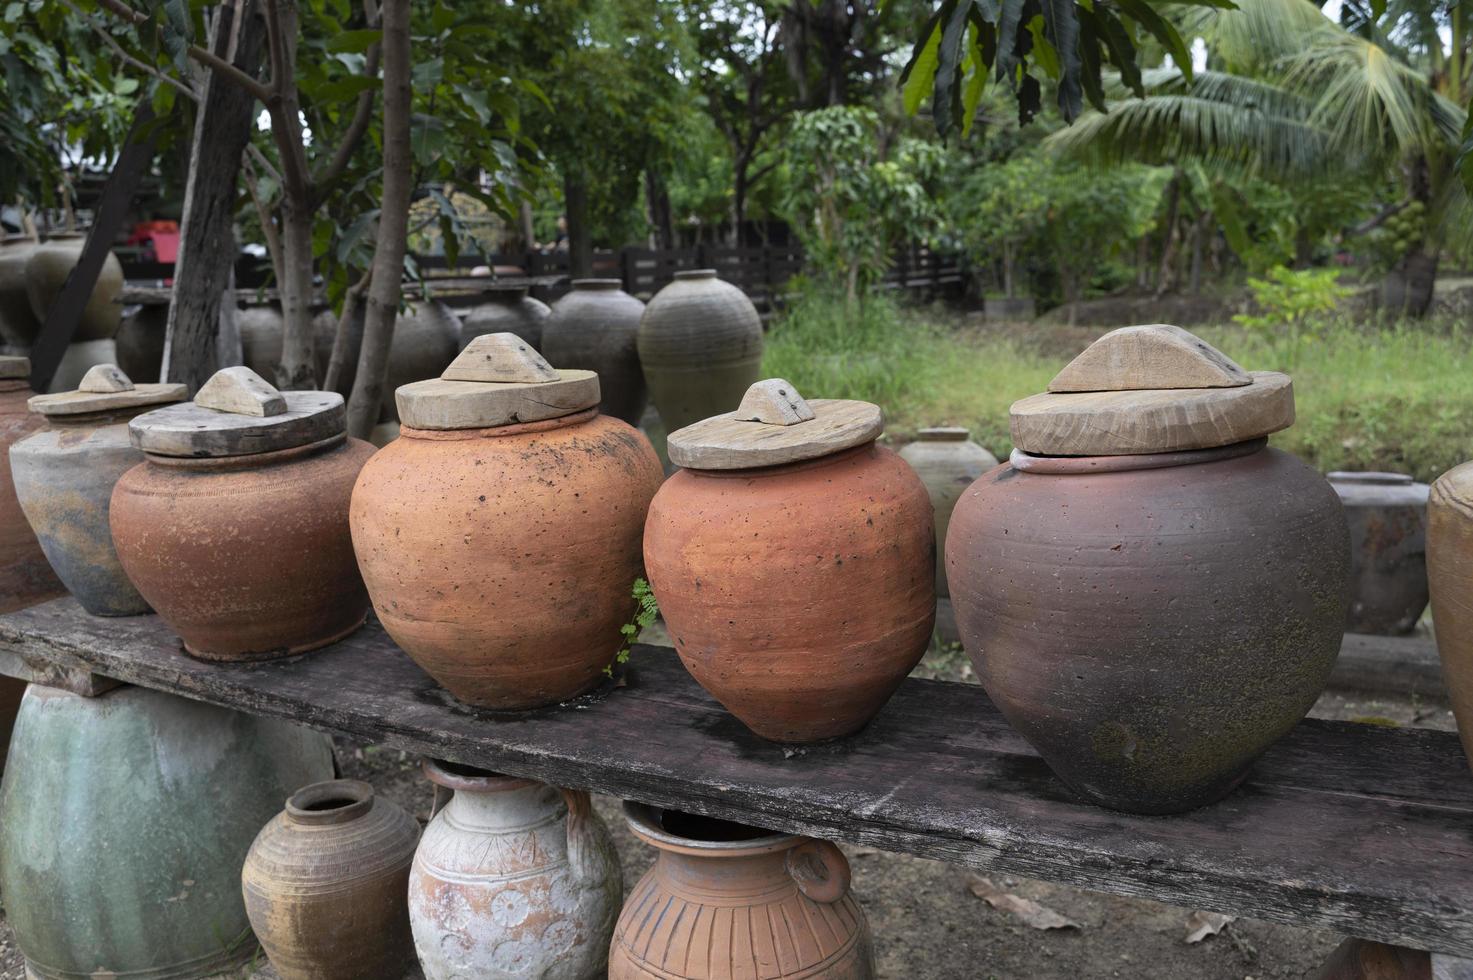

left=1008, top=437, right=1265, bottom=475
left=421, top=757, right=539, bottom=793
left=570, top=278, right=623, bottom=290
left=1327, top=470, right=1415, bottom=486
left=285, top=778, right=375, bottom=826
left=623, top=801, right=800, bottom=858
left=672, top=269, right=717, bottom=280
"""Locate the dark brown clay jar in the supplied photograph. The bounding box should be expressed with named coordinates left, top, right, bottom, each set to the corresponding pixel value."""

left=541, top=280, right=647, bottom=425
left=947, top=440, right=1350, bottom=814
left=645, top=442, right=935, bottom=742
left=111, top=435, right=375, bottom=660
left=242, top=779, right=421, bottom=980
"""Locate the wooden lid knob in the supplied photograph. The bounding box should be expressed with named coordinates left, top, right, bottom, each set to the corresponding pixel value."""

left=668, top=379, right=883, bottom=470
left=78, top=364, right=135, bottom=393
left=195, top=366, right=288, bottom=417
left=1047, top=325, right=1251, bottom=393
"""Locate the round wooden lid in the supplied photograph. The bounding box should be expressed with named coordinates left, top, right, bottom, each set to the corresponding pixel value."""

left=130, top=366, right=345, bottom=457
left=1010, top=326, right=1295, bottom=456
left=394, top=332, right=600, bottom=430
left=667, top=379, right=884, bottom=470
left=29, top=364, right=186, bottom=418
left=0, top=356, right=29, bottom=380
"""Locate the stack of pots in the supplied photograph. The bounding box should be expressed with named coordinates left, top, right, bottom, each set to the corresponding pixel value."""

left=947, top=325, right=1350, bottom=813
left=0, top=683, right=334, bottom=978
left=459, top=287, right=551, bottom=352
left=611, top=804, right=875, bottom=979
left=541, top=279, right=647, bottom=425
left=1328, top=471, right=1429, bottom=635
left=408, top=760, right=622, bottom=979
left=350, top=333, right=663, bottom=708
left=11, top=364, right=186, bottom=616
left=637, top=270, right=764, bottom=432
left=644, top=378, right=935, bottom=742
left=111, top=366, right=374, bottom=660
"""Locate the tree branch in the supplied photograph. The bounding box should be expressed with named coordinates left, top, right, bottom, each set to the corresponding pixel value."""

left=258, top=0, right=313, bottom=210
left=245, top=142, right=283, bottom=188
left=242, top=153, right=285, bottom=289
left=313, top=38, right=383, bottom=192
left=93, top=0, right=273, bottom=104
left=62, top=0, right=200, bottom=104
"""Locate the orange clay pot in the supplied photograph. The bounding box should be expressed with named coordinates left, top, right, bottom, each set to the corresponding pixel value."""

left=349, top=408, right=663, bottom=709
left=644, top=442, right=934, bottom=742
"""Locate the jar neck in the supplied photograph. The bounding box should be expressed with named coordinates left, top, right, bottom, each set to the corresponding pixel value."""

left=653, top=848, right=795, bottom=904
left=442, top=780, right=562, bottom=832
left=284, top=779, right=375, bottom=827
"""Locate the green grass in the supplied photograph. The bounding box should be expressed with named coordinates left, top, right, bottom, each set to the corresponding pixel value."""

left=762, top=289, right=1473, bottom=483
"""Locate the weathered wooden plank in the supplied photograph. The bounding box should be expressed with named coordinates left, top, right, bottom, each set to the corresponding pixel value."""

left=0, top=597, right=1469, bottom=956
left=1334, top=632, right=1447, bottom=701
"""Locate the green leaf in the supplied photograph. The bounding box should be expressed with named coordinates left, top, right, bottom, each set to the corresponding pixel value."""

left=901, top=8, right=944, bottom=115
left=933, top=0, right=972, bottom=136
left=3, top=4, right=23, bottom=24
left=1025, top=16, right=1059, bottom=79
left=325, top=29, right=380, bottom=53
left=1037, top=0, right=1082, bottom=120
left=1115, top=0, right=1193, bottom=83
left=1089, top=5, right=1143, bottom=97
left=1075, top=13, right=1108, bottom=113
left=336, top=208, right=379, bottom=263
left=960, top=20, right=994, bottom=135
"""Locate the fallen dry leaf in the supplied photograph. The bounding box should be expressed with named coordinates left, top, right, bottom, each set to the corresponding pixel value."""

left=1183, top=910, right=1235, bottom=944
left=966, top=875, right=1081, bottom=931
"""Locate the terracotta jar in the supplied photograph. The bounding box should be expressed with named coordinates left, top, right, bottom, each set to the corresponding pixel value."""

left=0, top=684, right=333, bottom=980
left=1329, top=471, right=1429, bottom=635
left=350, top=333, right=663, bottom=708
left=114, top=303, right=168, bottom=383
left=542, top=279, right=647, bottom=425
left=948, top=325, right=1349, bottom=814
left=460, top=288, right=551, bottom=352
left=408, top=759, right=621, bottom=980
left=1427, top=462, right=1473, bottom=773
left=243, top=779, right=420, bottom=980
left=0, top=356, right=63, bottom=611
left=637, top=270, right=763, bottom=432
left=611, top=803, right=875, bottom=980
left=898, top=426, right=998, bottom=600
left=0, top=235, right=41, bottom=347
left=24, top=232, right=124, bottom=342
left=11, top=365, right=186, bottom=615
left=645, top=379, right=934, bottom=742
left=111, top=366, right=374, bottom=660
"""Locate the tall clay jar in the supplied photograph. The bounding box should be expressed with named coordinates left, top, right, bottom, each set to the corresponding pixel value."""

left=541, top=279, right=648, bottom=424
left=0, top=235, right=41, bottom=347
left=11, top=364, right=187, bottom=615
left=242, top=779, right=421, bottom=980
left=645, top=379, right=935, bottom=743
left=897, top=426, right=998, bottom=599
left=25, top=232, right=125, bottom=341
left=110, top=366, right=374, bottom=660
left=408, top=759, right=622, bottom=980
left=1427, top=463, right=1473, bottom=772
left=637, top=270, right=763, bottom=432
left=460, top=287, right=551, bottom=352
left=0, top=355, right=63, bottom=611
left=1329, top=471, right=1429, bottom=635
left=947, top=325, right=1349, bottom=814
left=610, top=803, right=875, bottom=980
left=351, top=333, right=663, bottom=708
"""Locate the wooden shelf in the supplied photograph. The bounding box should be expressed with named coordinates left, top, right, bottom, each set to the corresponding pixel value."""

left=0, top=598, right=1469, bottom=956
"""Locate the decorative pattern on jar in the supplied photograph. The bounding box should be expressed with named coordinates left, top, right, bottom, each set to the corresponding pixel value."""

left=409, top=759, right=621, bottom=980
left=1328, top=471, right=1429, bottom=635
left=947, top=325, right=1350, bottom=814
left=897, top=426, right=998, bottom=600
left=541, top=279, right=647, bottom=425
left=610, top=803, right=875, bottom=979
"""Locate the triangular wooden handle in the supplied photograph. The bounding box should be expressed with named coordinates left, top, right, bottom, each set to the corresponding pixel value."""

left=733, top=379, right=815, bottom=426
left=78, top=364, right=134, bottom=393
left=1048, top=324, right=1251, bottom=393
left=442, top=333, right=559, bottom=384
left=195, top=366, right=288, bottom=417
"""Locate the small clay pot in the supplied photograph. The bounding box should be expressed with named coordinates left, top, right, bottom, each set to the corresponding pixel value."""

left=1329, top=471, right=1429, bottom=635
left=243, top=779, right=421, bottom=980
left=610, top=803, right=875, bottom=979
left=0, top=236, right=41, bottom=347
left=637, top=270, right=763, bottom=432
left=409, top=760, right=621, bottom=980
left=1428, top=461, right=1473, bottom=775
left=542, top=279, right=647, bottom=425
left=0, top=360, right=64, bottom=612
left=111, top=368, right=372, bottom=660
left=24, top=233, right=124, bottom=341
left=645, top=381, right=934, bottom=742
left=898, top=427, right=998, bottom=599
left=459, top=288, right=551, bottom=352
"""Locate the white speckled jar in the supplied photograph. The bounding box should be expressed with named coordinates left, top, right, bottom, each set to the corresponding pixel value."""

left=408, top=760, right=622, bottom=980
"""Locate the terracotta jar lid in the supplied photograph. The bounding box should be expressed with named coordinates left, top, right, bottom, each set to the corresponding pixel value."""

left=0, top=356, right=29, bottom=380
left=394, top=332, right=599, bottom=430
left=1009, top=324, right=1294, bottom=456
left=129, top=366, right=345, bottom=457
left=667, top=378, right=883, bottom=469
left=28, top=364, right=186, bottom=418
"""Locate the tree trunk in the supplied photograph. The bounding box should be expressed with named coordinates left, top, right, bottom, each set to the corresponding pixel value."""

left=563, top=169, right=592, bottom=278
left=1002, top=239, right=1015, bottom=299
left=344, top=0, right=412, bottom=439
left=731, top=151, right=751, bottom=248
left=275, top=195, right=318, bottom=389
left=1189, top=211, right=1211, bottom=293
left=1380, top=250, right=1439, bottom=319
left=517, top=199, right=535, bottom=254
left=645, top=169, right=675, bottom=251
left=1155, top=171, right=1182, bottom=297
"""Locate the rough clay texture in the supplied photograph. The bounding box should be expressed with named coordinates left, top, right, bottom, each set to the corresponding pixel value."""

left=110, top=436, right=374, bottom=660
left=1428, top=460, right=1473, bottom=774
left=1330, top=474, right=1429, bottom=636
left=541, top=283, right=648, bottom=426
left=947, top=444, right=1351, bottom=814
left=897, top=434, right=997, bottom=599
left=350, top=410, right=663, bottom=709
left=644, top=442, right=936, bottom=742
left=409, top=775, right=621, bottom=980
left=0, top=381, right=65, bottom=614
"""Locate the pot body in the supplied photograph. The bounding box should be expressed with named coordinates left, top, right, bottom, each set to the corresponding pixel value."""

left=242, top=782, right=421, bottom=980
left=0, top=381, right=64, bottom=612
left=350, top=411, right=663, bottom=708
left=645, top=443, right=935, bottom=742
left=542, top=286, right=647, bottom=425
left=610, top=806, right=874, bottom=980
left=1427, top=461, right=1473, bottom=773
left=46, top=339, right=118, bottom=394
left=461, top=292, right=551, bottom=352
left=24, top=236, right=123, bottom=341
left=1329, top=472, right=1429, bottom=635
left=0, top=238, right=41, bottom=347
left=898, top=435, right=997, bottom=599
left=0, top=684, right=333, bottom=980
left=115, top=304, right=168, bottom=383
left=381, top=301, right=460, bottom=421
left=636, top=275, right=762, bottom=432
left=409, top=772, right=621, bottom=980
left=111, top=436, right=375, bottom=660
left=239, top=305, right=286, bottom=381
left=11, top=414, right=152, bottom=615
left=947, top=443, right=1350, bottom=813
